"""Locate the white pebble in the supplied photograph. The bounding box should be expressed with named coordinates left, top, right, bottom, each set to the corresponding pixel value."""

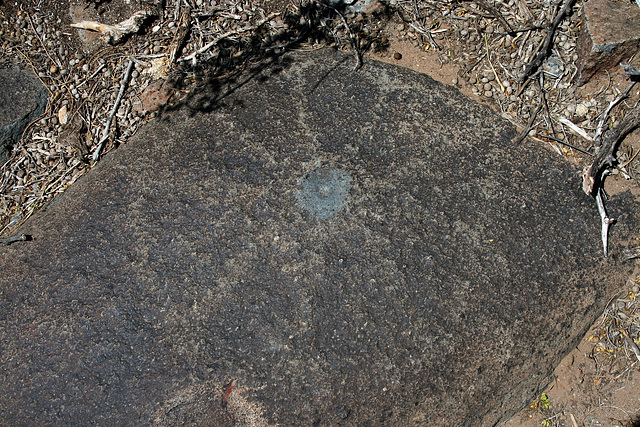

left=575, top=103, right=589, bottom=117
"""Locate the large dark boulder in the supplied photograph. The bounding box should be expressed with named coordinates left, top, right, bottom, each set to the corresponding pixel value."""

left=0, top=49, right=635, bottom=426
left=0, top=62, right=47, bottom=164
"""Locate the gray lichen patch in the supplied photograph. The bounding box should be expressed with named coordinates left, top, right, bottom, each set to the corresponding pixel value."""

left=296, top=167, right=351, bottom=220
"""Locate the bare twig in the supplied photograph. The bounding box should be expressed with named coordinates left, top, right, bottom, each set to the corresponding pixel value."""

left=0, top=233, right=29, bottom=246
left=333, top=6, right=363, bottom=70
left=582, top=84, right=640, bottom=195
left=518, top=0, right=575, bottom=84
left=623, top=246, right=640, bottom=260
left=595, top=187, right=615, bottom=257
left=92, top=58, right=135, bottom=162
left=463, top=0, right=514, bottom=35
left=594, top=82, right=636, bottom=142
left=559, top=117, right=593, bottom=142
left=168, top=6, right=191, bottom=64
left=536, top=133, right=593, bottom=156
left=71, top=10, right=153, bottom=45
left=410, top=0, right=440, bottom=50
left=485, top=36, right=505, bottom=93
left=180, top=12, right=280, bottom=65
left=621, top=329, right=640, bottom=364
left=514, top=97, right=544, bottom=144
left=26, top=11, right=63, bottom=68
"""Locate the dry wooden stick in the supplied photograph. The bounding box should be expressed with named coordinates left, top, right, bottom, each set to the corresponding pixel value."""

left=411, top=0, right=440, bottom=50
left=71, top=10, right=153, bottom=45
left=514, top=97, right=543, bottom=144
left=168, top=5, right=191, bottom=64
left=623, top=246, right=640, bottom=260
left=533, top=78, right=563, bottom=154
left=332, top=5, right=363, bottom=70
left=484, top=36, right=505, bottom=93
left=580, top=77, right=640, bottom=256
left=0, top=233, right=29, bottom=246
left=582, top=82, right=639, bottom=195
left=26, top=11, right=63, bottom=68
left=595, top=186, right=615, bottom=257
left=593, top=82, right=636, bottom=142
left=462, top=0, right=514, bottom=35
left=92, top=58, right=135, bottom=162
left=559, top=117, right=593, bottom=142
left=518, top=0, right=575, bottom=84
left=180, top=12, right=280, bottom=65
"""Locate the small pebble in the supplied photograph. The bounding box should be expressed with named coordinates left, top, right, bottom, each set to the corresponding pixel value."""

left=393, top=52, right=402, bottom=60
left=484, top=90, right=493, bottom=98
left=49, top=65, right=58, bottom=74
left=575, top=103, right=589, bottom=117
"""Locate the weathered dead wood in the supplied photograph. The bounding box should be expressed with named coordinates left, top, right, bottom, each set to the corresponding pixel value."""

left=93, top=58, right=136, bottom=162
left=518, top=0, right=575, bottom=84
left=582, top=82, right=639, bottom=196
left=460, top=0, right=514, bottom=35
left=180, top=12, right=279, bottom=65
left=168, top=6, right=191, bottom=64
left=71, top=10, right=153, bottom=45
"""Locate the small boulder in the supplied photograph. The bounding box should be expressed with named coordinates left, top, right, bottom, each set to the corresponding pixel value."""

left=0, top=63, right=47, bottom=164
left=575, top=0, right=640, bottom=85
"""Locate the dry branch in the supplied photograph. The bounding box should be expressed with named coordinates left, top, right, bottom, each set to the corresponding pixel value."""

left=0, top=233, right=29, bottom=246
left=71, top=10, right=153, bottom=45
left=582, top=83, right=639, bottom=195
left=168, top=6, right=191, bottom=64
left=518, top=0, right=575, bottom=84
left=180, top=12, right=280, bottom=65
left=92, top=58, right=136, bottom=162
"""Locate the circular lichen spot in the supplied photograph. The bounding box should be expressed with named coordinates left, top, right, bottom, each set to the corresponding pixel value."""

left=296, top=167, right=352, bottom=220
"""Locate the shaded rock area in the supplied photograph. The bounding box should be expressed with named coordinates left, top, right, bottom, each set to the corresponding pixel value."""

left=0, top=63, right=47, bottom=164
left=575, top=0, right=640, bottom=85
left=0, top=49, right=637, bottom=426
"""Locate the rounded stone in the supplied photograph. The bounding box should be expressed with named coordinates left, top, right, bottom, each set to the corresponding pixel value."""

left=0, top=49, right=635, bottom=427
left=0, top=62, right=47, bottom=163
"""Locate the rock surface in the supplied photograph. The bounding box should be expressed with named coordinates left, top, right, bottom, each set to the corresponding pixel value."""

left=0, top=62, right=47, bottom=164
left=575, top=0, right=640, bottom=85
left=0, top=49, right=636, bottom=426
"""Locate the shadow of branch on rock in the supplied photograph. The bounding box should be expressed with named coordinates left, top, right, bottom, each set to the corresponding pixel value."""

left=159, top=0, right=394, bottom=118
